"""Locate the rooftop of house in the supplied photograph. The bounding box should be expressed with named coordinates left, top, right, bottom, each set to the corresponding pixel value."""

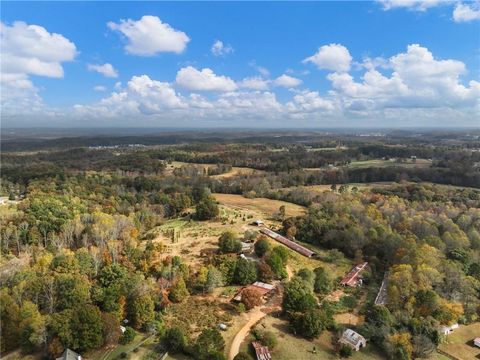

left=341, top=329, right=366, bottom=346
left=56, top=349, right=81, bottom=360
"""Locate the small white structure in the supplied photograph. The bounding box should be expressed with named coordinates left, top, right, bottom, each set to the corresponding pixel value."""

left=56, top=349, right=81, bottom=360
left=218, top=323, right=227, bottom=331
left=253, top=219, right=264, bottom=226
left=439, top=323, right=459, bottom=335
left=339, top=329, right=367, bottom=352
left=120, top=326, right=126, bottom=334
left=240, top=241, right=253, bottom=253
left=474, top=337, right=480, bottom=348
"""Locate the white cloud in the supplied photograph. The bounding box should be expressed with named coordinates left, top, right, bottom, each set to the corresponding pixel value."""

left=211, top=40, right=234, bottom=56
left=238, top=76, right=270, bottom=90
left=327, top=44, right=480, bottom=110
left=303, top=44, right=352, bottom=72
left=287, top=90, right=336, bottom=112
left=108, top=15, right=189, bottom=56
left=453, top=1, right=480, bottom=22
left=377, top=0, right=444, bottom=11
left=1, top=21, right=77, bottom=78
left=87, top=63, right=118, bottom=78
left=273, top=74, right=302, bottom=88
left=248, top=61, right=270, bottom=77
left=1, top=21, right=77, bottom=115
left=176, top=66, right=237, bottom=92
left=75, top=75, right=186, bottom=117
left=94, top=85, right=107, bottom=92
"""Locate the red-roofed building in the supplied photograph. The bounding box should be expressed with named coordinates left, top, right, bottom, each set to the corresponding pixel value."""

left=233, top=281, right=276, bottom=302
left=340, top=262, right=368, bottom=287
left=252, top=341, right=272, bottom=360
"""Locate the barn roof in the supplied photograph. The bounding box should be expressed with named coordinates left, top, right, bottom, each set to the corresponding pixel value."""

left=252, top=341, right=272, bottom=360
left=340, top=262, right=368, bottom=286
left=259, top=228, right=316, bottom=258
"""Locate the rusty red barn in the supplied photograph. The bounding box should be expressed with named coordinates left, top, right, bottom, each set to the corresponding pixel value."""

left=340, top=262, right=368, bottom=287
left=252, top=341, right=272, bottom=360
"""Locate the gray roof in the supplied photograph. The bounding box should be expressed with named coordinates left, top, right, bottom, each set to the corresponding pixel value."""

left=56, top=349, right=81, bottom=360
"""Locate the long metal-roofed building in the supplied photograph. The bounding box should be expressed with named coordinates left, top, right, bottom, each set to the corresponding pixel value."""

left=374, top=272, right=389, bottom=305
left=259, top=228, right=316, bottom=258
left=340, top=262, right=368, bottom=287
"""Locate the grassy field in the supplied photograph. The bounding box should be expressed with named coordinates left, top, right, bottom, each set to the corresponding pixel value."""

left=347, top=158, right=432, bottom=169
left=239, top=315, right=384, bottom=360
left=213, top=193, right=305, bottom=218
left=438, top=323, right=480, bottom=360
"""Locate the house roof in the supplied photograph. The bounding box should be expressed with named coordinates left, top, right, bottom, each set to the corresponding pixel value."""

left=233, top=282, right=275, bottom=302
left=340, top=262, right=368, bottom=286
left=340, top=329, right=366, bottom=347
left=252, top=341, right=272, bottom=360
left=56, top=349, right=81, bottom=360
left=260, top=228, right=316, bottom=258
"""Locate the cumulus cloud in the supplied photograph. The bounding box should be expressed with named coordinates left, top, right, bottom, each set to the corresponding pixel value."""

left=303, top=44, right=352, bottom=72
left=376, top=0, right=444, bottom=11
left=453, top=1, right=480, bottom=22
left=248, top=61, right=270, bottom=77
left=75, top=75, right=186, bottom=117
left=87, top=63, right=118, bottom=78
left=94, top=85, right=107, bottom=92
left=1, top=21, right=77, bottom=78
left=1, top=21, right=77, bottom=115
left=176, top=66, right=237, bottom=92
left=238, top=76, right=270, bottom=90
left=287, top=90, right=336, bottom=113
left=108, top=15, right=189, bottom=56
left=327, top=44, right=480, bottom=110
left=211, top=40, right=234, bottom=56
left=273, top=74, right=302, bottom=88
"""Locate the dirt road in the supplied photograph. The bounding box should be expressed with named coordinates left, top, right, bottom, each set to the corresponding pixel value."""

left=227, top=307, right=267, bottom=360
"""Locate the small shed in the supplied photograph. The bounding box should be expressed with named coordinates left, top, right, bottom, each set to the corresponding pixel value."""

left=253, top=220, right=264, bottom=226
left=474, top=337, right=480, bottom=348
left=439, top=323, right=459, bottom=335
left=252, top=341, right=272, bottom=360
left=339, top=329, right=367, bottom=352
left=56, top=349, right=81, bottom=360
left=240, top=242, right=254, bottom=253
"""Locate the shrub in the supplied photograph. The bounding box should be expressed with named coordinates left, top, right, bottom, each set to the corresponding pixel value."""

left=339, top=345, right=353, bottom=357
left=234, top=352, right=253, bottom=360
left=120, top=327, right=136, bottom=345
left=254, top=238, right=270, bottom=257
left=163, top=327, right=186, bottom=353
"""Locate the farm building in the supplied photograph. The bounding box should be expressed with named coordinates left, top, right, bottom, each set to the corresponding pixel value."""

left=474, top=337, right=480, bottom=348
left=374, top=273, right=388, bottom=305
left=240, top=241, right=254, bottom=253
left=339, top=329, right=367, bottom=352
left=340, top=262, right=368, bottom=287
left=439, top=323, right=459, bottom=335
left=233, top=281, right=275, bottom=302
left=56, top=349, right=81, bottom=360
left=252, top=341, right=272, bottom=360
left=259, top=228, right=316, bottom=258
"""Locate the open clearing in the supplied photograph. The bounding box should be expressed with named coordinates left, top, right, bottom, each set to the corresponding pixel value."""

left=164, top=161, right=263, bottom=179
left=213, top=193, right=305, bottom=218
left=347, top=158, right=432, bottom=168
left=438, top=323, right=480, bottom=360
left=239, top=315, right=384, bottom=360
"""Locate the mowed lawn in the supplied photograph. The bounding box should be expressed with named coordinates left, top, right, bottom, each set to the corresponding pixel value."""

left=438, top=323, right=480, bottom=360
left=347, top=158, right=432, bottom=169
left=240, top=315, right=384, bottom=360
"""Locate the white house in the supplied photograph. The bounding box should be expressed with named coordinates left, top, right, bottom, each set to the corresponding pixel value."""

left=339, top=329, right=367, bottom=351
left=474, top=337, right=480, bottom=348
left=439, top=323, right=459, bottom=335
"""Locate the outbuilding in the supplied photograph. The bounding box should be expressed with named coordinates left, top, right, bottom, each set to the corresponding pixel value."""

left=339, top=329, right=367, bottom=352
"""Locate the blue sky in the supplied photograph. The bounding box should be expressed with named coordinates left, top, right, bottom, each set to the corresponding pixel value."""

left=1, top=1, right=479, bottom=127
